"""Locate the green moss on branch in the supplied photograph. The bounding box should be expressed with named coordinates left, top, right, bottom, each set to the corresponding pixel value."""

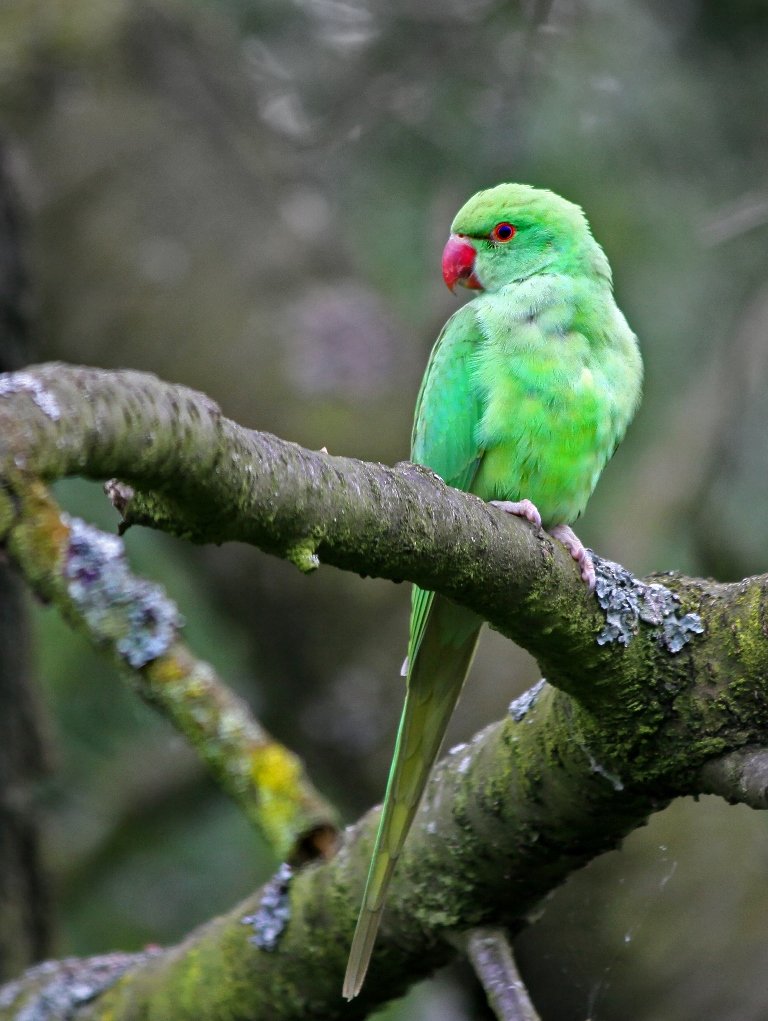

left=3, top=363, right=768, bottom=1018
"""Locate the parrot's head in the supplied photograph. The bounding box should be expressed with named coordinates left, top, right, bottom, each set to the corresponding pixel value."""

left=442, top=182, right=608, bottom=294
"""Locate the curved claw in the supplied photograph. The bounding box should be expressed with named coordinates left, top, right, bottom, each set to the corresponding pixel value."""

left=489, top=498, right=542, bottom=530
left=548, top=524, right=595, bottom=593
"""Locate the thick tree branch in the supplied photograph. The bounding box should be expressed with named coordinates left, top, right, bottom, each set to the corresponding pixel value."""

left=1, top=679, right=667, bottom=1021
left=2, top=363, right=768, bottom=1018
left=0, top=366, right=702, bottom=670
left=1, top=365, right=763, bottom=776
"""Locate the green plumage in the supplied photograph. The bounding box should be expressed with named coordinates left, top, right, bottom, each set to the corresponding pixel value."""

left=343, top=184, right=642, bottom=999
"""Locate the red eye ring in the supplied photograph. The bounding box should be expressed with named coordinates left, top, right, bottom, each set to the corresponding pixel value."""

left=491, top=222, right=516, bottom=243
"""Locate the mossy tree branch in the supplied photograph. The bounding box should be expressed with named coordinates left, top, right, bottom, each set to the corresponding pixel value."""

left=1, top=363, right=768, bottom=1019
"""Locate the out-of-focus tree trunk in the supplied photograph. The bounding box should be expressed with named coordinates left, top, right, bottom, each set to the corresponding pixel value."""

left=0, top=138, right=50, bottom=980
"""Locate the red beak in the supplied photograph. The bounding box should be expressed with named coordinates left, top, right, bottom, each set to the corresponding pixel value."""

left=441, top=234, right=483, bottom=292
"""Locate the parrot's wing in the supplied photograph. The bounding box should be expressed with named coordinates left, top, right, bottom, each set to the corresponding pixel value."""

left=407, top=303, right=485, bottom=667
left=411, top=302, right=484, bottom=491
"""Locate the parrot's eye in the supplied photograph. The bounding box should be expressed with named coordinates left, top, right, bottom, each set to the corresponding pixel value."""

left=491, top=222, right=516, bottom=243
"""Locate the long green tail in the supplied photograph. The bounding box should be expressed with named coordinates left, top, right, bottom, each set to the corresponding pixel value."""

left=342, top=595, right=481, bottom=999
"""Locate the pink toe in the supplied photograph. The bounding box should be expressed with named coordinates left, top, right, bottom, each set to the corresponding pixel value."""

left=489, top=499, right=542, bottom=529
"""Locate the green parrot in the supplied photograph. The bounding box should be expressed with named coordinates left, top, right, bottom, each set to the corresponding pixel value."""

left=342, top=183, right=642, bottom=999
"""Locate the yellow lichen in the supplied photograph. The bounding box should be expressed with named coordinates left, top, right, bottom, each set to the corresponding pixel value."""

left=147, top=652, right=189, bottom=685
left=19, top=479, right=71, bottom=564
left=0, top=486, right=14, bottom=538
left=250, top=743, right=301, bottom=795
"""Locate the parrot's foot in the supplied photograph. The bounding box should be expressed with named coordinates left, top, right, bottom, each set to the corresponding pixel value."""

left=548, top=524, right=595, bottom=593
left=490, top=498, right=542, bottom=529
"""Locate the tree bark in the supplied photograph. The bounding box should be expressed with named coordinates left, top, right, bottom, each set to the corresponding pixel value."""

left=0, top=363, right=766, bottom=1018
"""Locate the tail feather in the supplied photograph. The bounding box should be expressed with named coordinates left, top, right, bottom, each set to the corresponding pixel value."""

left=342, top=595, right=481, bottom=999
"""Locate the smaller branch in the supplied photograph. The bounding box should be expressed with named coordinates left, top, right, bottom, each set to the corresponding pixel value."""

left=0, top=951, right=160, bottom=1019
left=1, top=477, right=338, bottom=862
left=699, top=746, right=768, bottom=809
left=462, top=928, right=541, bottom=1021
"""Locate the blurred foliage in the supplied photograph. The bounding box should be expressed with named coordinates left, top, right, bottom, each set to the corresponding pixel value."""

left=1, top=0, right=768, bottom=1018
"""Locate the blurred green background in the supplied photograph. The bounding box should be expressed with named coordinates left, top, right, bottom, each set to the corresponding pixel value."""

left=2, top=1, right=768, bottom=1018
